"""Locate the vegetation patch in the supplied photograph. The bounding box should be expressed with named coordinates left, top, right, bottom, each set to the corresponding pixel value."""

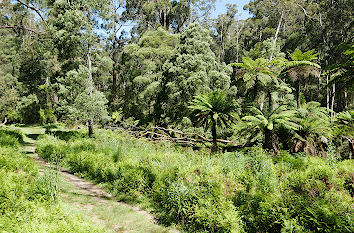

left=37, top=130, right=354, bottom=232
left=0, top=132, right=106, bottom=232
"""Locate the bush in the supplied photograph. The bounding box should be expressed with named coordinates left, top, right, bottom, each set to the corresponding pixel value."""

left=0, top=132, right=106, bottom=232
left=39, top=108, right=57, bottom=125
left=36, top=130, right=354, bottom=233
left=0, top=129, right=24, bottom=147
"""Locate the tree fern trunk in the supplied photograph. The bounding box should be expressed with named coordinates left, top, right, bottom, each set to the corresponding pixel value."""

left=211, top=118, right=217, bottom=152
left=264, top=128, right=279, bottom=153
left=297, top=79, right=301, bottom=107
left=88, top=120, right=93, bottom=137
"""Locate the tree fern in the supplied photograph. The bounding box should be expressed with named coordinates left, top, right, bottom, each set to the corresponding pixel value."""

left=241, top=105, right=300, bottom=152
left=189, top=91, right=238, bottom=152
left=294, top=102, right=332, bottom=156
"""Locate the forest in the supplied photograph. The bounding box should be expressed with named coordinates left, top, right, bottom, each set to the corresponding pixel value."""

left=0, top=0, right=353, bottom=232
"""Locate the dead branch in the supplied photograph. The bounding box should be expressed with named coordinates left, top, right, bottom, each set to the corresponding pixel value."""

left=0, top=118, right=7, bottom=127
left=105, top=124, right=242, bottom=148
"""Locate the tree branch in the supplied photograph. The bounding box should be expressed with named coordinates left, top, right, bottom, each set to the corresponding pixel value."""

left=0, top=118, right=7, bottom=127
left=0, top=25, right=38, bottom=33
left=17, top=0, right=46, bottom=22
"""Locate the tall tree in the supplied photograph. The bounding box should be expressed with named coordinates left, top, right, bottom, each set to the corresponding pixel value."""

left=119, top=28, right=178, bottom=123
left=122, top=0, right=216, bottom=35
left=163, top=23, right=233, bottom=123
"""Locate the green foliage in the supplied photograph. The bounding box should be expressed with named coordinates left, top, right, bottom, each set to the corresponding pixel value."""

left=163, top=23, right=233, bottom=122
left=0, top=129, right=24, bottom=147
left=241, top=105, right=300, bottom=149
left=189, top=90, right=238, bottom=151
left=57, top=65, right=110, bottom=127
left=0, top=74, right=20, bottom=121
left=334, top=110, right=354, bottom=138
left=332, top=110, right=354, bottom=159
left=294, top=102, right=332, bottom=155
left=189, top=91, right=238, bottom=130
left=290, top=49, right=318, bottom=62
left=39, top=109, right=57, bottom=125
left=119, top=28, right=179, bottom=123
left=232, top=57, right=277, bottom=91
left=36, top=129, right=354, bottom=232
left=231, top=57, right=280, bottom=110
left=0, top=132, right=106, bottom=232
left=16, top=94, right=40, bottom=124
left=245, top=38, right=285, bottom=60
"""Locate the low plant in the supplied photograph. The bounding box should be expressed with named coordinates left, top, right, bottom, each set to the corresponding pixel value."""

left=36, top=129, right=354, bottom=233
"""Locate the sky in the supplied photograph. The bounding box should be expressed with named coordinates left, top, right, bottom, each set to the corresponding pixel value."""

left=212, top=0, right=251, bottom=19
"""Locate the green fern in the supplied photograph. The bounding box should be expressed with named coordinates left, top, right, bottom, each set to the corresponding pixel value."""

left=189, top=91, right=238, bottom=151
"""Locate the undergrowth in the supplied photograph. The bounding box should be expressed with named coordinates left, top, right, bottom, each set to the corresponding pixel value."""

left=36, top=129, right=354, bottom=233
left=0, top=131, right=107, bottom=233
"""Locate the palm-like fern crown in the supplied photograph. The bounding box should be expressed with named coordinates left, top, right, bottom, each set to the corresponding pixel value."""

left=280, top=49, right=321, bottom=81
left=242, top=105, right=300, bottom=131
left=231, top=57, right=278, bottom=90
left=297, top=102, right=332, bottom=139
left=290, top=49, right=318, bottom=61
left=189, top=91, right=238, bottom=130
left=334, top=110, right=354, bottom=137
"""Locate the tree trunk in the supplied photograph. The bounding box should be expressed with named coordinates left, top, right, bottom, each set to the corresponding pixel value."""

left=88, top=120, right=93, bottom=137
left=112, top=1, right=118, bottom=91
left=264, top=128, right=272, bottom=150
left=331, top=83, right=335, bottom=121
left=211, top=118, right=217, bottom=152
left=259, top=91, right=265, bottom=111
left=236, top=31, right=239, bottom=63
left=297, top=79, right=301, bottom=107
left=87, top=10, right=93, bottom=136
left=264, top=128, right=279, bottom=153
left=344, top=88, right=348, bottom=109
left=268, top=91, right=273, bottom=112
left=270, top=11, right=284, bottom=61
left=326, top=74, right=330, bottom=109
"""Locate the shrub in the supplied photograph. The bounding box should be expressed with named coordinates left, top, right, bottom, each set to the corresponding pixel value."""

left=36, top=130, right=354, bottom=233
left=0, top=135, right=106, bottom=232
left=0, top=129, right=24, bottom=147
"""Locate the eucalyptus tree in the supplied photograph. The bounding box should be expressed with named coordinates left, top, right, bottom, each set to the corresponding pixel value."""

left=189, top=91, right=238, bottom=152
left=212, top=3, right=238, bottom=62
left=122, top=0, right=216, bottom=34
left=100, top=0, right=126, bottom=96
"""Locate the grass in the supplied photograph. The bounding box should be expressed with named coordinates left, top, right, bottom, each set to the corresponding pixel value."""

left=34, top=128, right=354, bottom=233
left=0, top=145, right=108, bottom=232
left=2, top=125, right=176, bottom=233
left=60, top=180, right=172, bottom=233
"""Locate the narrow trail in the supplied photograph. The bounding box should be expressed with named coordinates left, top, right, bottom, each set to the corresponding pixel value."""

left=19, top=127, right=177, bottom=233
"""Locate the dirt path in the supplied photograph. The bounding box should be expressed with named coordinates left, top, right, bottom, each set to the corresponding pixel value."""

left=19, top=127, right=177, bottom=233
